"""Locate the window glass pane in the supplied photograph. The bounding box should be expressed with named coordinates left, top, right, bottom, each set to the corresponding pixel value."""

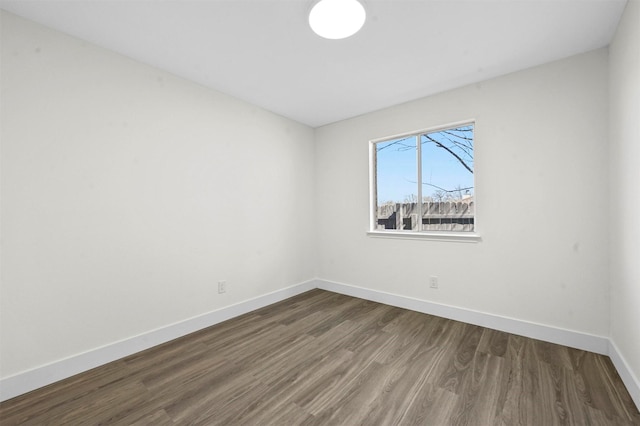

left=420, top=125, right=474, bottom=231
left=375, top=136, right=418, bottom=230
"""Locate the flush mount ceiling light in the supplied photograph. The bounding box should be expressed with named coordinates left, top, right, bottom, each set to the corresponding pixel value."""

left=309, top=0, right=366, bottom=40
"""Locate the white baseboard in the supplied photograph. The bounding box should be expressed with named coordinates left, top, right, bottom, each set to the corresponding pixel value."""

left=609, top=339, right=640, bottom=410
left=0, top=280, right=316, bottom=402
left=316, top=279, right=609, bottom=354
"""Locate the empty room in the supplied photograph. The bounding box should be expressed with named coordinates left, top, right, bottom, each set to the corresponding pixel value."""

left=0, top=0, right=639, bottom=424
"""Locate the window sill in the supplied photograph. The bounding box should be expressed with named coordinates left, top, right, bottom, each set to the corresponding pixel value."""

left=367, top=230, right=481, bottom=243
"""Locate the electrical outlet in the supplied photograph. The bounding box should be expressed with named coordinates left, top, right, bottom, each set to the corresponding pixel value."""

left=429, top=276, right=438, bottom=289
left=218, top=280, right=227, bottom=294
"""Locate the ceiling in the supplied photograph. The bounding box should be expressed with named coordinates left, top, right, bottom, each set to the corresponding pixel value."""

left=0, top=0, right=627, bottom=128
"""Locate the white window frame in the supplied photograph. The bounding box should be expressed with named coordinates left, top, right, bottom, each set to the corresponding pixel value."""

left=367, top=120, right=481, bottom=242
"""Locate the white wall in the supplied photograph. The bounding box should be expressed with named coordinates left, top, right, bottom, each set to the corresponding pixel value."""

left=315, top=49, right=610, bottom=337
left=609, top=0, right=640, bottom=395
left=3, top=5, right=636, bottom=404
left=0, top=11, right=316, bottom=378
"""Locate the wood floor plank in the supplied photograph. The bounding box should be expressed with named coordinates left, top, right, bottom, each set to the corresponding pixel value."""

left=477, top=328, right=510, bottom=358
left=437, top=323, right=484, bottom=395
left=449, top=351, right=505, bottom=426
left=236, top=350, right=355, bottom=425
left=1, top=289, right=638, bottom=425
left=39, top=379, right=149, bottom=425
left=124, top=409, right=175, bottom=426
left=319, top=361, right=401, bottom=425
left=401, top=382, right=461, bottom=425
left=0, top=360, right=133, bottom=424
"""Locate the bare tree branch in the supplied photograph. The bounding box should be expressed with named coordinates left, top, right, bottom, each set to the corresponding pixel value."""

left=405, top=178, right=473, bottom=194
left=376, top=137, right=414, bottom=152
left=423, top=135, right=473, bottom=173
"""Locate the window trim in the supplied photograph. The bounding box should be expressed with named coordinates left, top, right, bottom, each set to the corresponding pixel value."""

left=368, top=119, right=480, bottom=242
left=366, top=230, right=481, bottom=242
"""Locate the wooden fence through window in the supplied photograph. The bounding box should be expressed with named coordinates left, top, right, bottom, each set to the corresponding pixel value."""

left=376, top=201, right=474, bottom=232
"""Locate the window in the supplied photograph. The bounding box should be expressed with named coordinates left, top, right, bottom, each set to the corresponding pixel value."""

left=369, top=122, right=475, bottom=236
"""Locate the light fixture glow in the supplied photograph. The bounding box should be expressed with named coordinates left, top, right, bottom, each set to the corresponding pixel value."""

left=309, top=0, right=366, bottom=40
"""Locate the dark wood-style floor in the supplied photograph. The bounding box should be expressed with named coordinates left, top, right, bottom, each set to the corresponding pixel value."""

left=1, top=289, right=638, bottom=425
